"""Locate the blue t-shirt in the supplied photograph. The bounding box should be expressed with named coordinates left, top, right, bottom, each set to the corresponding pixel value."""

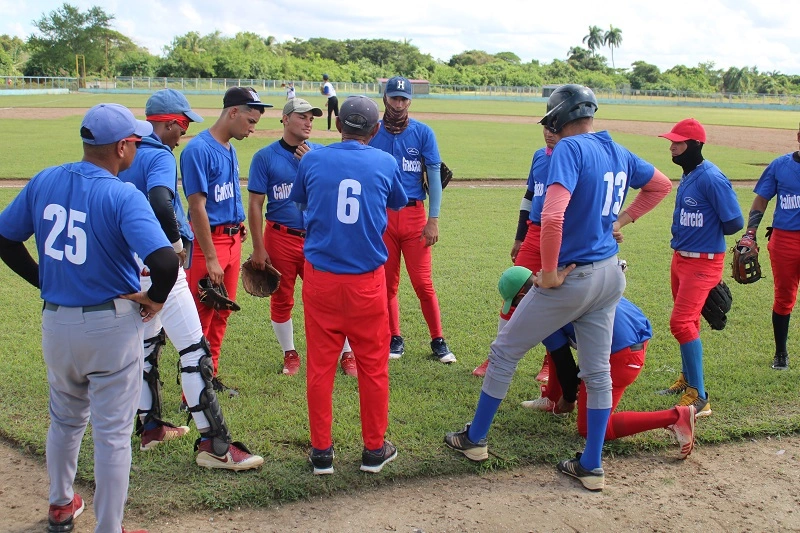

left=0, top=162, right=170, bottom=306
left=542, top=297, right=652, bottom=354
left=119, top=133, right=193, bottom=241
left=754, top=153, right=800, bottom=231
left=547, top=131, right=655, bottom=265
left=369, top=119, right=440, bottom=202
left=670, top=160, right=742, bottom=253
left=248, top=141, right=324, bottom=230
left=180, top=130, right=245, bottom=227
left=527, top=147, right=550, bottom=224
left=289, top=141, right=408, bottom=274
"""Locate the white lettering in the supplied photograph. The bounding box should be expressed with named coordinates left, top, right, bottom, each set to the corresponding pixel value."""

left=679, top=208, right=704, bottom=227
left=272, top=183, right=293, bottom=200
left=780, top=194, right=800, bottom=210
left=533, top=182, right=544, bottom=197
left=214, top=182, right=235, bottom=202
left=402, top=157, right=422, bottom=173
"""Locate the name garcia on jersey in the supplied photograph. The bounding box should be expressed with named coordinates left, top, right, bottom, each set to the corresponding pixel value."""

left=680, top=208, right=704, bottom=227
left=780, top=193, right=800, bottom=210
left=214, top=182, right=236, bottom=202
left=272, top=182, right=293, bottom=200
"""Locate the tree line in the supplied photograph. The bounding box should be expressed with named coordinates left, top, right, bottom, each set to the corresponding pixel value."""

left=3, top=3, right=800, bottom=96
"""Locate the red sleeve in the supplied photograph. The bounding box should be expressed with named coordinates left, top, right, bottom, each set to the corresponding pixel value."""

left=624, top=169, right=672, bottom=221
left=540, top=184, right=571, bottom=272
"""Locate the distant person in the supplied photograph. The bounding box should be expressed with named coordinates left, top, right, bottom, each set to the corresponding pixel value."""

left=0, top=103, right=177, bottom=533
left=369, top=76, right=455, bottom=363
left=320, top=73, right=339, bottom=131
left=286, top=82, right=296, bottom=100
left=289, top=95, right=407, bottom=475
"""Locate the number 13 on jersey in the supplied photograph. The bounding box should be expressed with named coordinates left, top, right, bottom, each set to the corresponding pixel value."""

left=602, top=172, right=628, bottom=217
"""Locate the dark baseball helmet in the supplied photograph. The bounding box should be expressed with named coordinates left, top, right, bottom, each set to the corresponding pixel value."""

left=538, top=84, right=598, bottom=133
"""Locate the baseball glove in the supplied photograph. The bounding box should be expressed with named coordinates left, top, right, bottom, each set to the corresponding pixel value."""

left=701, top=281, right=732, bottom=331
left=241, top=258, right=281, bottom=298
left=731, top=231, right=762, bottom=284
left=421, top=156, right=453, bottom=194
left=198, top=276, right=241, bottom=312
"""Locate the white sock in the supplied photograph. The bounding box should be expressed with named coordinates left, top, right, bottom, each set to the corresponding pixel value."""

left=342, top=337, right=351, bottom=354
left=272, top=319, right=295, bottom=352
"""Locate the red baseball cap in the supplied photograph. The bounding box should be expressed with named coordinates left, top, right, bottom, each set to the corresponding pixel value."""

left=659, top=118, right=706, bottom=143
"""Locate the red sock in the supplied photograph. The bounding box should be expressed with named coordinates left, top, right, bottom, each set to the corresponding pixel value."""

left=606, top=408, right=679, bottom=440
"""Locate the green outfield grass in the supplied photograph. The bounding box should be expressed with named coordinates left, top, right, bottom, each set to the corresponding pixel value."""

left=0, top=183, right=798, bottom=519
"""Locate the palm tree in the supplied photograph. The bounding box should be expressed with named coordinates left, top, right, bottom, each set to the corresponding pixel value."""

left=604, top=25, right=623, bottom=68
left=582, top=26, right=604, bottom=55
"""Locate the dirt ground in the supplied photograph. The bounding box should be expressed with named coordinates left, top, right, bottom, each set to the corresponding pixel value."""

left=2, top=107, right=798, bottom=532
left=2, top=434, right=799, bottom=533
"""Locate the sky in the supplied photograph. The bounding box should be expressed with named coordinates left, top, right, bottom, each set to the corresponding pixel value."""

left=3, top=0, right=800, bottom=75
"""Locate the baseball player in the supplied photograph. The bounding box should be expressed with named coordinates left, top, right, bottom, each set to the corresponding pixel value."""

left=499, top=268, right=697, bottom=458
left=0, top=103, right=176, bottom=533
left=369, top=75, right=455, bottom=363
left=744, top=123, right=800, bottom=370
left=445, top=84, right=672, bottom=492
left=119, top=89, right=263, bottom=469
left=658, top=119, right=744, bottom=414
left=181, top=86, right=272, bottom=395
left=289, top=95, right=408, bottom=475
left=248, top=97, right=356, bottom=377
left=320, top=74, right=339, bottom=131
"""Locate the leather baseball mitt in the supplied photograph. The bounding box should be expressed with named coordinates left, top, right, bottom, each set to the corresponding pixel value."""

left=731, top=231, right=762, bottom=284
left=198, top=276, right=241, bottom=312
left=701, top=281, right=732, bottom=331
left=241, top=258, right=281, bottom=297
left=421, top=156, right=453, bottom=194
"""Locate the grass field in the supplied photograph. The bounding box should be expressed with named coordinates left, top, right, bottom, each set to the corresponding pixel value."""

left=0, top=178, right=798, bottom=515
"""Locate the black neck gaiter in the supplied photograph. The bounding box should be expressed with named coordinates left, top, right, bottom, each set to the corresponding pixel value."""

left=673, top=140, right=704, bottom=175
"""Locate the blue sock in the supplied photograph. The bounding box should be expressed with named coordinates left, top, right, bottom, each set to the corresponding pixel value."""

left=468, top=391, right=502, bottom=442
left=143, top=420, right=158, bottom=431
left=580, top=407, right=611, bottom=471
left=680, top=339, right=705, bottom=398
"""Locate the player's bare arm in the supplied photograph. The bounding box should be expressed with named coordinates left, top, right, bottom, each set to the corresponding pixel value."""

left=247, top=192, right=270, bottom=269
left=510, top=240, right=523, bottom=262
left=421, top=217, right=439, bottom=247
left=188, top=192, right=224, bottom=284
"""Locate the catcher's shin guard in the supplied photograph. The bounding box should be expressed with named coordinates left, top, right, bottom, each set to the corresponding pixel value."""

left=179, top=337, right=232, bottom=456
left=136, top=328, right=167, bottom=433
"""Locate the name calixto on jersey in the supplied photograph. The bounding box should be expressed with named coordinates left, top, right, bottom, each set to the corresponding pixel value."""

left=272, top=182, right=293, bottom=200
left=779, top=193, right=800, bottom=210
left=402, top=157, right=422, bottom=173
left=214, top=182, right=236, bottom=202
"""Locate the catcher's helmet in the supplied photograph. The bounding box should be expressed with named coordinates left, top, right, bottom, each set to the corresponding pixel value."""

left=538, top=84, right=598, bottom=133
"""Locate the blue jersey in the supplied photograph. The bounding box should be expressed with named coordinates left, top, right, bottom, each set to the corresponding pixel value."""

left=119, top=133, right=193, bottom=241
left=670, top=160, right=742, bottom=253
left=180, top=130, right=245, bottom=227
left=248, top=141, right=324, bottom=230
left=0, top=162, right=170, bottom=306
left=753, top=153, right=800, bottom=231
left=541, top=297, right=652, bottom=354
left=527, top=147, right=551, bottom=224
left=290, top=141, right=408, bottom=274
left=547, top=131, right=655, bottom=265
left=369, top=119, right=440, bottom=202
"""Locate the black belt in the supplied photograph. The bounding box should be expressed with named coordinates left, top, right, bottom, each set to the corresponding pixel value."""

left=406, top=199, right=421, bottom=207
left=210, top=224, right=241, bottom=236
left=44, top=301, right=116, bottom=313
left=629, top=342, right=644, bottom=351
left=564, top=262, right=593, bottom=267
left=271, top=222, right=306, bottom=238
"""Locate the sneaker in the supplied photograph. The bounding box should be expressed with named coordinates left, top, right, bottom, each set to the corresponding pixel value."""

left=668, top=405, right=696, bottom=459
left=195, top=439, right=264, bottom=471
left=211, top=376, right=239, bottom=397
left=657, top=373, right=688, bottom=396
left=48, top=493, right=84, bottom=533
left=772, top=352, right=789, bottom=370
left=557, top=452, right=605, bottom=491
left=140, top=422, right=190, bottom=451
left=389, top=336, right=405, bottom=359
left=444, top=422, right=488, bottom=461
left=340, top=351, right=357, bottom=377
left=472, top=358, right=489, bottom=377
left=535, top=359, right=549, bottom=383
left=360, top=440, right=398, bottom=473
left=520, top=396, right=555, bottom=412
left=309, top=446, right=335, bottom=475
left=431, top=337, right=456, bottom=363
left=283, top=350, right=301, bottom=375
left=677, top=386, right=712, bottom=418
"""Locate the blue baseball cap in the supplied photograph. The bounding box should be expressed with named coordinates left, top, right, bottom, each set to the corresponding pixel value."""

left=385, top=76, right=412, bottom=99
left=80, top=103, right=152, bottom=145
left=339, top=95, right=379, bottom=134
left=145, top=89, right=204, bottom=123
left=498, top=266, right=533, bottom=314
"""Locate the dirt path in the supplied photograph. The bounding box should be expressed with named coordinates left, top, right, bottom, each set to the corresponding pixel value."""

left=2, top=435, right=798, bottom=532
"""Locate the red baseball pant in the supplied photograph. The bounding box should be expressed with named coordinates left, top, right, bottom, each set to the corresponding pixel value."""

left=669, top=253, right=724, bottom=344
left=768, top=228, right=800, bottom=315
left=264, top=224, right=305, bottom=323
